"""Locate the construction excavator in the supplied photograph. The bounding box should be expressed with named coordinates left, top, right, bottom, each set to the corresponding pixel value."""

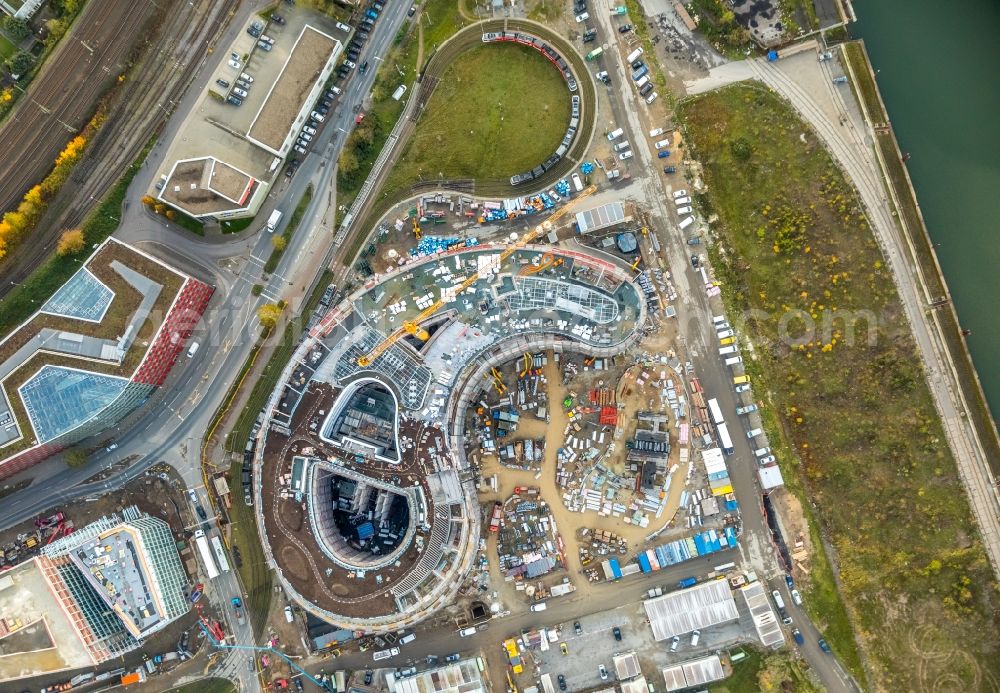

left=519, top=252, right=564, bottom=276
left=490, top=367, right=507, bottom=395
left=356, top=185, right=596, bottom=368
left=412, top=215, right=422, bottom=240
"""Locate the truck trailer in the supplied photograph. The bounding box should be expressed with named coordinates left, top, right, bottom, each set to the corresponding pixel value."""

left=266, top=209, right=283, bottom=233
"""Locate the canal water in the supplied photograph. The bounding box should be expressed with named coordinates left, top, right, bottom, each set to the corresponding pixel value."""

left=854, top=1, right=1000, bottom=422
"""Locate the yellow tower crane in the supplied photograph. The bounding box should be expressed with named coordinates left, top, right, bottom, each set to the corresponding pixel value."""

left=356, top=186, right=596, bottom=368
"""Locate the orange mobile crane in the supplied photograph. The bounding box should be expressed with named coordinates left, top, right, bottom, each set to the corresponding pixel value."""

left=357, top=186, right=596, bottom=368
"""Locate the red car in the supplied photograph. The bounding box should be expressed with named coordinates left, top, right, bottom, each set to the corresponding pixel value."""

left=273, top=679, right=288, bottom=689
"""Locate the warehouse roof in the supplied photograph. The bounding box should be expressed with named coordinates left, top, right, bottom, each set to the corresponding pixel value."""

left=643, top=578, right=739, bottom=641
left=740, top=580, right=785, bottom=647
left=661, top=654, right=725, bottom=691
left=575, top=201, right=627, bottom=234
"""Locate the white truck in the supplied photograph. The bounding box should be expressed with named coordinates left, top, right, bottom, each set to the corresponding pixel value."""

left=266, top=209, right=283, bottom=233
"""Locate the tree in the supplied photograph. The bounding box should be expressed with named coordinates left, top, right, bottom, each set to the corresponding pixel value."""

left=338, top=148, right=360, bottom=176
left=57, top=228, right=85, bottom=256
left=3, top=16, right=30, bottom=40
left=7, top=51, right=34, bottom=78
left=65, top=447, right=89, bottom=468
left=257, top=303, right=282, bottom=330
left=271, top=235, right=287, bottom=252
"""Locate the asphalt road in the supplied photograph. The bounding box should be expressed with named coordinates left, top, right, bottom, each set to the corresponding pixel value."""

left=1, top=2, right=415, bottom=691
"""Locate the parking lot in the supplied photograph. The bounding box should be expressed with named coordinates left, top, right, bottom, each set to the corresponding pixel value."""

left=152, top=5, right=343, bottom=199
left=524, top=593, right=754, bottom=691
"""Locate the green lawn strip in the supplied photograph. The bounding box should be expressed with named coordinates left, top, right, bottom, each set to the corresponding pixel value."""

left=221, top=216, right=256, bottom=233
left=841, top=42, right=885, bottom=122
left=380, top=42, right=570, bottom=198
left=224, top=270, right=334, bottom=452
left=264, top=184, right=313, bottom=274
left=166, top=678, right=235, bottom=693
left=680, top=83, right=997, bottom=690
left=0, top=32, right=16, bottom=60
left=0, top=136, right=156, bottom=337
left=172, top=210, right=205, bottom=236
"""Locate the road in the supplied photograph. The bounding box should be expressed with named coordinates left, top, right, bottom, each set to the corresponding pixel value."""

left=0, top=2, right=416, bottom=691
left=578, top=11, right=860, bottom=691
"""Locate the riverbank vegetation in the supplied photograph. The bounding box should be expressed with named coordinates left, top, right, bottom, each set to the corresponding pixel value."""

left=681, top=83, right=999, bottom=689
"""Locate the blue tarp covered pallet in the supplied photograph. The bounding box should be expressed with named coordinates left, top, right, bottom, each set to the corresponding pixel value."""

left=609, top=559, right=623, bottom=579
left=356, top=522, right=375, bottom=540
left=638, top=552, right=651, bottom=573
left=708, top=471, right=729, bottom=482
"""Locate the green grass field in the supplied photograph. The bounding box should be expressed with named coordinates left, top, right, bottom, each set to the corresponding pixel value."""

left=0, top=33, right=17, bottom=60
left=381, top=42, right=571, bottom=194
left=681, top=83, right=999, bottom=690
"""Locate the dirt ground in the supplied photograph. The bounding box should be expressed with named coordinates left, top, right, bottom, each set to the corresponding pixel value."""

left=477, top=350, right=691, bottom=600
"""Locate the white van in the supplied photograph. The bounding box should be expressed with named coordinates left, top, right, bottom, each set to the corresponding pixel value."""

left=635, top=75, right=649, bottom=89
left=717, top=329, right=734, bottom=339
left=724, top=356, right=743, bottom=366
left=530, top=602, right=548, bottom=612
left=625, top=47, right=643, bottom=64
left=719, top=345, right=738, bottom=356
left=607, top=127, right=624, bottom=141
left=771, top=590, right=786, bottom=610
left=674, top=196, right=691, bottom=205
left=459, top=627, right=477, bottom=637
left=187, top=341, right=200, bottom=358
left=678, top=216, right=695, bottom=230
left=571, top=172, right=584, bottom=191
left=654, top=139, right=671, bottom=149
left=690, top=630, right=701, bottom=647
left=645, top=91, right=658, bottom=104
left=284, top=606, right=294, bottom=623
left=613, top=140, right=630, bottom=152
left=746, top=427, right=764, bottom=439
left=712, top=315, right=727, bottom=325
left=754, top=446, right=771, bottom=457
left=399, top=633, right=417, bottom=645
left=676, top=205, right=693, bottom=215
left=618, top=151, right=633, bottom=160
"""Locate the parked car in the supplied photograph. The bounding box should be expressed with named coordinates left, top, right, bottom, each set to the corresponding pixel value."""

left=408, top=5, right=417, bottom=15
left=596, top=70, right=610, bottom=83
left=574, top=621, right=582, bottom=636
left=818, top=639, right=831, bottom=653
left=233, top=87, right=248, bottom=98
left=791, top=589, right=803, bottom=605
left=670, top=635, right=680, bottom=652
left=257, top=40, right=272, bottom=51
left=259, top=35, right=275, bottom=45
left=657, top=150, right=670, bottom=159
left=240, top=72, right=254, bottom=82
left=302, top=125, right=317, bottom=135
left=228, top=58, right=242, bottom=69
left=557, top=674, right=567, bottom=691
left=612, top=626, right=622, bottom=641
left=649, top=127, right=664, bottom=137
left=560, top=642, right=568, bottom=655
left=271, top=13, right=286, bottom=24
left=445, top=653, right=461, bottom=663
left=676, top=205, right=693, bottom=215
left=618, top=23, right=632, bottom=32
left=598, top=664, right=608, bottom=680
left=575, top=11, right=590, bottom=22
left=216, top=78, right=230, bottom=88
left=672, top=189, right=688, bottom=198
left=344, top=60, right=356, bottom=69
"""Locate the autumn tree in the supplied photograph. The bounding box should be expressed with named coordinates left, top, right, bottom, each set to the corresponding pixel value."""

left=257, top=303, right=282, bottom=330
left=271, top=235, right=287, bottom=252
left=57, top=228, right=86, bottom=256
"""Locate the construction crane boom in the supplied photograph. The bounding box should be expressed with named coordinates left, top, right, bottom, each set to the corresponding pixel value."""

left=357, top=186, right=596, bottom=368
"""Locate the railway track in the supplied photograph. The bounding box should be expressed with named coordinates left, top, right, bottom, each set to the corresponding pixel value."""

left=0, top=0, right=238, bottom=301
left=0, top=1, right=153, bottom=213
